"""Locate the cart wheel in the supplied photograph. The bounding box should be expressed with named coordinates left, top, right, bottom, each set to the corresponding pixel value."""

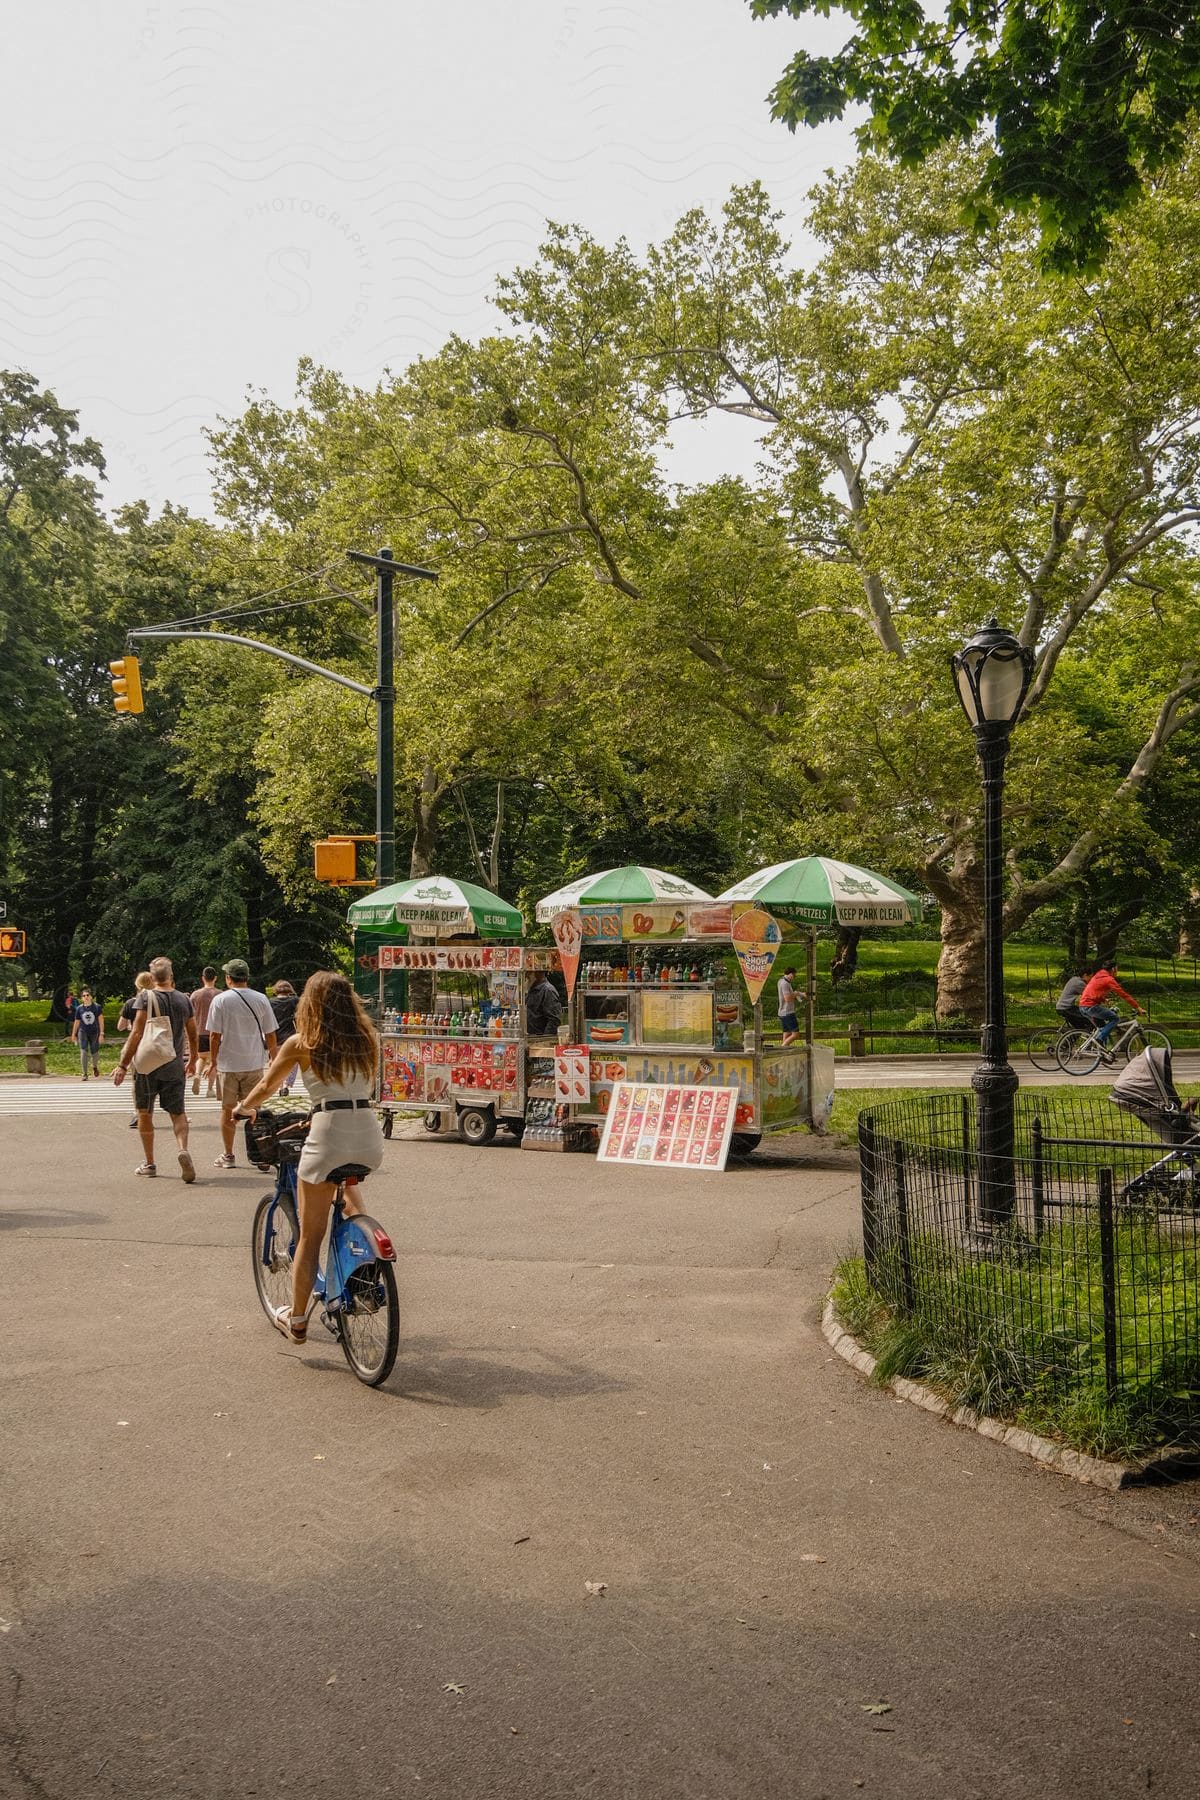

left=458, top=1106, right=497, bottom=1146
left=730, top=1132, right=761, bottom=1157
left=422, top=1110, right=443, bottom=1135
left=381, top=1111, right=394, bottom=1140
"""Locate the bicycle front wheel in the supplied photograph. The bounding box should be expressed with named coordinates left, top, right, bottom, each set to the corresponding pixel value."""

left=1026, top=1028, right=1065, bottom=1073
left=251, top=1192, right=298, bottom=1322
left=337, top=1261, right=399, bottom=1387
left=1122, top=1027, right=1172, bottom=1061
left=1057, top=1031, right=1101, bottom=1075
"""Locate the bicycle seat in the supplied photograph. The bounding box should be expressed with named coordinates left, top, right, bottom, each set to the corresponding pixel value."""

left=328, top=1162, right=372, bottom=1185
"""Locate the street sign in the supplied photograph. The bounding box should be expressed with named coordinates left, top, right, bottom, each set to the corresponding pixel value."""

left=0, top=927, right=26, bottom=957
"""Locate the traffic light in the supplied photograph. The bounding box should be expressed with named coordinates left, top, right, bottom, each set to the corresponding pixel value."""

left=314, top=839, right=359, bottom=884
left=0, top=928, right=26, bottom=957
left=109, top=655, right=144, bottom=715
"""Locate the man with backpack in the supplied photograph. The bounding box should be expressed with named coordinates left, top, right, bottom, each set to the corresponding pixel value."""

left=206, top=959, right=278, bottom=1169
left=112, top=957, right=199, bottom=1181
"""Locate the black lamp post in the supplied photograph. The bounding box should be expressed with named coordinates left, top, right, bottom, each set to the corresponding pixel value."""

left=950, top=619, right=1034, bottom=1229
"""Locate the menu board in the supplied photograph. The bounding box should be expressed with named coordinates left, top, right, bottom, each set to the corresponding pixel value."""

left=640, top=988, right=711, bottom=1046
left=377, top=944, right=555, bottom=973
left=597, top=1082, right=738, bottom=1172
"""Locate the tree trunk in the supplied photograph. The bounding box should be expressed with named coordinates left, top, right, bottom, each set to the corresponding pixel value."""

left=1179, top=890, right=1200, bottom=958
left=829, top=927, right=862, bottom=986
left=1094, top=898, right=1146, bottom=965
left=246, top=879, right=265, bottom=978
left=410, top=766, right=441, bottom=877
left=927, top=842, right=985, bottom=1022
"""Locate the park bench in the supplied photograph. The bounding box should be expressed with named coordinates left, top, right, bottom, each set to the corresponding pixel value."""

left=0, top=1040, right=47, bottom=1075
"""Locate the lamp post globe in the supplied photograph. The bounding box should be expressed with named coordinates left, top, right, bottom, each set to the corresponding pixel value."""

left=950, top=619, right=1034, bottom=1229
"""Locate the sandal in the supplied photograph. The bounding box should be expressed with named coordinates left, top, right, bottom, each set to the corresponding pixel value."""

left=271, top=1304, right=307, bottom=1344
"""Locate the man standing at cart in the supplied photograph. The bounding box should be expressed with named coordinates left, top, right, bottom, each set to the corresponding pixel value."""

left=776, top=966, right=804, bottom=1048
left=525, top=966, right=562, bottom=1038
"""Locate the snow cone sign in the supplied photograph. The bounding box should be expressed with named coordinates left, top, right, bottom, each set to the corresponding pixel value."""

left=730, top=905, right=782, bottom=1005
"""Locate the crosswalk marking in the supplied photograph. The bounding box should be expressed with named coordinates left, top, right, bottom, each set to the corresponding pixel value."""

left=0, top=1080, right=227, bottom=1116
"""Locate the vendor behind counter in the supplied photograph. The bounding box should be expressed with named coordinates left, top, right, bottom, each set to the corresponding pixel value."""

left=525, top=968, right=563, bottom=1037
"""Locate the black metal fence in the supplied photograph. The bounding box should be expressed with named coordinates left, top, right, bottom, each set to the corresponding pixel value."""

left=858, top=1091, right=1200, bottom=1444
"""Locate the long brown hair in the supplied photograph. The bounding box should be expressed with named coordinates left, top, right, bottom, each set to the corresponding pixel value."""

left=294, top=971, right=377, bottom=1084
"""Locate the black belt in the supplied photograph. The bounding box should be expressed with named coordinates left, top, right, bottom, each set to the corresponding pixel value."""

left=311, top=1099, right=374, bottom=1113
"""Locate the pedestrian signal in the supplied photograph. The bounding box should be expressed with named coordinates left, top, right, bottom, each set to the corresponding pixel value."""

left=0, top=928, right=26, bottom=957
left=314, top=839, right=359, bottom=884
left=109, top=655, right=144, bottom=715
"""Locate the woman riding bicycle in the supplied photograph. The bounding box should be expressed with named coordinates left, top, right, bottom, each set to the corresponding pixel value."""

left=237, top=971, right=384, bottom=1345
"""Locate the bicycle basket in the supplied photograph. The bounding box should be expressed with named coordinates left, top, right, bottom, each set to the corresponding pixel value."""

left=244, top=1108, right=310, bottom=1170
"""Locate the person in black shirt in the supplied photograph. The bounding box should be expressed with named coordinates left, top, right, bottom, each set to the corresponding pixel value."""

left=270, top=980, right=299, bottom=1091
left=525, top=969, right=562, bottom=1038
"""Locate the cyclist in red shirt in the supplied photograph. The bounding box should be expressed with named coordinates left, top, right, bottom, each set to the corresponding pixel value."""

left=1078, top=961, right=1144, bottom=1050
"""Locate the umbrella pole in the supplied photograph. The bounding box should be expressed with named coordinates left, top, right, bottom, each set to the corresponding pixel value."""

left=805, top=930, right=816, bottom=1128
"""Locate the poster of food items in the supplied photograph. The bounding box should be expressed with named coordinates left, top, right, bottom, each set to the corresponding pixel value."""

left=554, top=1045, right=590, bottom=1105
left=377, top=944, right=557, bottom=973
left=597, top=1082, right=738, bottom=1171
left=379, top=1037, right=520, bottom=1105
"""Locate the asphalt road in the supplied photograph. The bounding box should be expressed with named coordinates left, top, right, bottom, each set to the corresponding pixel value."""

left=3, top=1086, right=1199, bottom=1799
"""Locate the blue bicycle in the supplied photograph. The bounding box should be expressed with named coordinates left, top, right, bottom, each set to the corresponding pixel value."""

left=246, top=1109, right=399, bottom=1387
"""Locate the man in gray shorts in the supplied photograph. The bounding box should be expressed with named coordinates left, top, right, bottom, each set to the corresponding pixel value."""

left=207, top=959, right=278, bottom=1169
left=112, top=956, right=199, bottom=1181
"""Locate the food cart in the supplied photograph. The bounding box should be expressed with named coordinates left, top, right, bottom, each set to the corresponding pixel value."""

left=537, top=892, right=836, bottom=1155
left=347, top=876, right=561, bottom=1146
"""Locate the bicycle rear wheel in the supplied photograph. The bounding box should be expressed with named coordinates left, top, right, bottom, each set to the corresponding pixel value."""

left=251, top=1192, right=298, bottom=1321
left=336, top=1261, right=399, bottom=1387
left=1056, top=1031, right=1101, bottom=1075
left=1122, top=1026, right=1172, bottom=1061
left=1026, top=1028, right=1065, bottom=1073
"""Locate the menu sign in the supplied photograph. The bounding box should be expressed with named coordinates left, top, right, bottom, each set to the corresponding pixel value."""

left=554, top=1044, right=590, bottom=1104
left=597, top=1082, right=738, bottom=1173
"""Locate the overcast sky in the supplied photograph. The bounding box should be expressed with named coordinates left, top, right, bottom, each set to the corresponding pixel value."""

left=2, top=2, right=854, bottom=515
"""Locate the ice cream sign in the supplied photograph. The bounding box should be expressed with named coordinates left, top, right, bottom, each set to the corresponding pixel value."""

left=730, top=905, right=782, bottom=1004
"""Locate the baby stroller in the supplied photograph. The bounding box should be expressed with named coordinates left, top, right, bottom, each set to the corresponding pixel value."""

left=1109, top=1047, right=1200, bottom=1204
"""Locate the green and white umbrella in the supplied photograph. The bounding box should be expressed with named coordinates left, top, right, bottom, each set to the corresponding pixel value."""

left=535, top=865, right=713, bottom=923
left=348, top=875, right=523, bottom=939
left=717, top=858, right=922, bottom=928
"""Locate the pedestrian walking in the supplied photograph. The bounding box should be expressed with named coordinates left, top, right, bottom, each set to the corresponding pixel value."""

left=118, top=972, right=153, bottom=1128
left=69, top=988, right=105, bottom=1078
left=268, top=979, right=300, bottom=1091
left=112, top=956, right=198, bottom=1182
left=189, top=966, right=220, bottom=1097
left=206, top=959, right=277, bottom=1169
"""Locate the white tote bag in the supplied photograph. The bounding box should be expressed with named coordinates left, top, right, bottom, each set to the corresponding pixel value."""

left=133, top=989, right=177, bottom=1073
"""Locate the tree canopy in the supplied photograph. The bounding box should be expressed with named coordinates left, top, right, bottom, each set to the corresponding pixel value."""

left=748, top=1, right=1200, bottom=270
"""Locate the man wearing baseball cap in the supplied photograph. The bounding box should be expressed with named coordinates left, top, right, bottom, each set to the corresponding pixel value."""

left=206, top=959, right=278, bottom=1169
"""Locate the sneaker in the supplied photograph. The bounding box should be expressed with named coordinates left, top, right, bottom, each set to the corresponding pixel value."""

left=128, top=1116, right=139, bottom=1130
left=191, top=1076, right=200, bottom=1096
left=214, top=1152, right=235, bottom=1169
left=82, top=1073, right=88, bottom=1081
left=178, top=1151, right=196, bottom=1184
left=135, top=1162, right=157, bottom=1178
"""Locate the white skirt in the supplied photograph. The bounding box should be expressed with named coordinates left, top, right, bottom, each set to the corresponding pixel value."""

left=298, top=1106, right=385, bottom=1184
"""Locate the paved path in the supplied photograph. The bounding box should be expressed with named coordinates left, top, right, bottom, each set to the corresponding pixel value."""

left=6, top=1050, right=1199, bottom=1115
left=3, top=1106, right=1199, bottom=1798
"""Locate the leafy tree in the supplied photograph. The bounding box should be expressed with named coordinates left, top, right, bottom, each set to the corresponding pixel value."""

left=749, top=0, right=1200, bottom=270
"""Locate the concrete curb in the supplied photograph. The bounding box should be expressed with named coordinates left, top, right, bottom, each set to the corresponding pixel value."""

left=820, top=1296, right=1141, bottom=1491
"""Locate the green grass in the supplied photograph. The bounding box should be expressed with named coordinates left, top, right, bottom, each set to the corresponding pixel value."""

left=833, top=1232, right=1200, bottom=1462
left=0, top=999, right=126, bottom=1076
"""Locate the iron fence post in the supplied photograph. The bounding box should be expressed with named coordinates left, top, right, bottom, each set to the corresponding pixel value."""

left=1031, top=1116, right=1044, bottom=1241
left=960, top=1091, right=973, bottom=1231
left=859, top=1113, right=879, bottom=1289
left=894, top=1139, right=915, bottom=1312
left=1097, top=1168, right=1119, bottom=1405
